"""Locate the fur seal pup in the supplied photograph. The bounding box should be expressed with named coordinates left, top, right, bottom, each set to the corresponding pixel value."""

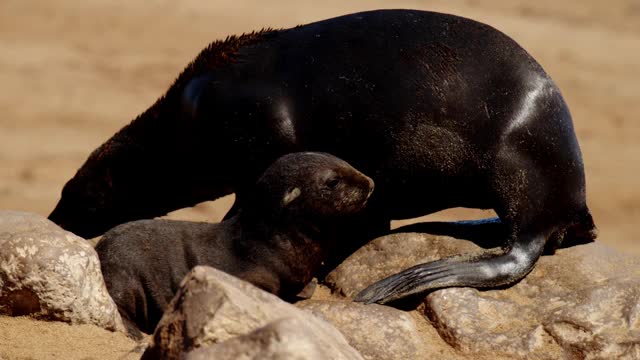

left=95, top=152, right=374, bottom=334
left=51, top=9, right=596, bottom=304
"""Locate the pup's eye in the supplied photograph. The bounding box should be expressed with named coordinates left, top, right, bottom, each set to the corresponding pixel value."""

left=326, top=177, right=340, bottom=189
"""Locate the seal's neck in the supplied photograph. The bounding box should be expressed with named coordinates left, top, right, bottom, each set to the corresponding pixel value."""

left=96, top=92, right=232, bottom=221
left=234, top=211, right=337, bottom=296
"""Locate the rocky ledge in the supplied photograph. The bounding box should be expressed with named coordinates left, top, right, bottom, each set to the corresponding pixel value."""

left=1, top=211, right=638, bottom=359
left=326, top=232, right=640, bottom=359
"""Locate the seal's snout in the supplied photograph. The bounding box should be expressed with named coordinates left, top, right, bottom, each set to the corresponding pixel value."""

left=364, top=175, right=375, bottom=198
left=357, top=175, right=374, bottom=205
left=48, top=202, right=78, bottom=234
left=351, top=171, right=375, bottom=208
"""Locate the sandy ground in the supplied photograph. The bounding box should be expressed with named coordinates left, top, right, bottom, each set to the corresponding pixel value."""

left=0, top=316, right=144, bottom=360
left=0, top=1, right=639, bottom=358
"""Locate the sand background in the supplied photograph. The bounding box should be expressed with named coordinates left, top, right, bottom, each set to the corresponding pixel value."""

left=0, top=1, right=638, bottom=357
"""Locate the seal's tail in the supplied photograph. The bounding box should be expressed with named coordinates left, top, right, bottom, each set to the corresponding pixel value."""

left=544, top=208, right=596, bottom=254
left=560, top=207, right=598, bottom=247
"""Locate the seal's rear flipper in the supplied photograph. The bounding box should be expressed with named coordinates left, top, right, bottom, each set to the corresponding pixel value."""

left=353, top=234, right=546, bottom=305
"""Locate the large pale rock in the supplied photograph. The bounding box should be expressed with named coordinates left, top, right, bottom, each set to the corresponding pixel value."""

left=184, top=317, right=363, bottom=360
left=425, top=243, right=640, bottom=359
left=0, top=211, right=124, bottom=332
left=328, top=232, right=640, bottom=359
left=297, top=299, right=459, bottom=360
left=143, top=266, right=363, bottom=359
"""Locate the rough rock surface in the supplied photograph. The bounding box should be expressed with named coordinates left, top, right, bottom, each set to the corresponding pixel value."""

left=326, top=233, right=481, bottom=298
left=426, top=243, right=640, bottom=359
left=143, top=265, right=363, bottom=360
left=296, top=299, right=459, bottom=360
left=327, top=232, right=640, bottom=359
left=5, top=209, right=633, bottom=359
left=184, top=317, right=363, bottom=360
left=0, top=211, right=124, bottom=332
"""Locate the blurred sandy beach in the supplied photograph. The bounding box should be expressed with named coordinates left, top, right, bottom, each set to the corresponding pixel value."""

left=1, top=0, right=638, bottom=254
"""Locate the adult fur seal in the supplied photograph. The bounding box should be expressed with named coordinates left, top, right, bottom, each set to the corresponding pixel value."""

left=51, top=9, right=596, bottom=304
left=96, top=152, right=374, bottom=334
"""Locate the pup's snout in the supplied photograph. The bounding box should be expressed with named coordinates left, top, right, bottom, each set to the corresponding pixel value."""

left=356, top=173, right=374, bottom=201
left=365, top=176, right=374, bottom=197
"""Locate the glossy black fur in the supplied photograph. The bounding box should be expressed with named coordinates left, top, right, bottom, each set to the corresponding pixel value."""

left=96, top=152, right=373, bottom=335
left=52, top=10, right=595, bottom=304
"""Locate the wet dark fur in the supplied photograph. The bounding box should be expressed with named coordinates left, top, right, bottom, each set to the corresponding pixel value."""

left=52, top=10, right=595, bottom=304
left=96, top=152, right=373, bottom=335
left=48, top=30, right=279, bottom=238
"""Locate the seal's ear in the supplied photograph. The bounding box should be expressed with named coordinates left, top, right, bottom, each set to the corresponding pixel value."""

left=182, top=74, right=214, bottom=119
left=282, top=187, right=301, bottom=207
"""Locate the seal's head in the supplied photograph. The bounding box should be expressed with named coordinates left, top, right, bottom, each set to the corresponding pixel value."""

left=48, top=136, right=233, bottom=239
left=48, top=142, right=130, bottom=239
left=246, top=152, right=374, bottom=222
left=48, top=140, right=225, bottom=239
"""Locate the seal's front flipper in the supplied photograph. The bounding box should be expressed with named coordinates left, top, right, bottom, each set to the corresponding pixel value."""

left=353, top=235, right=545, bottom=304
left=295, top=278, right=318, bottom=300
left=391, top=217, right=507, bottom=249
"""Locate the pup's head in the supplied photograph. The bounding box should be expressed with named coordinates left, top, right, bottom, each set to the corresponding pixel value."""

left=247, top=152, right=374, bottom=222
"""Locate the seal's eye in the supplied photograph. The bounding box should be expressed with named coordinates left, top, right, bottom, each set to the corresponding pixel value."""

left=326, top=177, right=340, bottom=189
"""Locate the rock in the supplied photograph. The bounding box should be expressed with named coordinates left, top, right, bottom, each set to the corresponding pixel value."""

left=143, top=266, right=363, bottom=359
left=297, top=299, right=459, bottom=360
left=424, top=242, right=640, bottom=359
left=184, top=317, right=363, bottom=360
left=328, top=232, right=640, bottom=359
left=326, top=233, right=481, bottom=298
left=0, top=211, right=124, bottom=332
